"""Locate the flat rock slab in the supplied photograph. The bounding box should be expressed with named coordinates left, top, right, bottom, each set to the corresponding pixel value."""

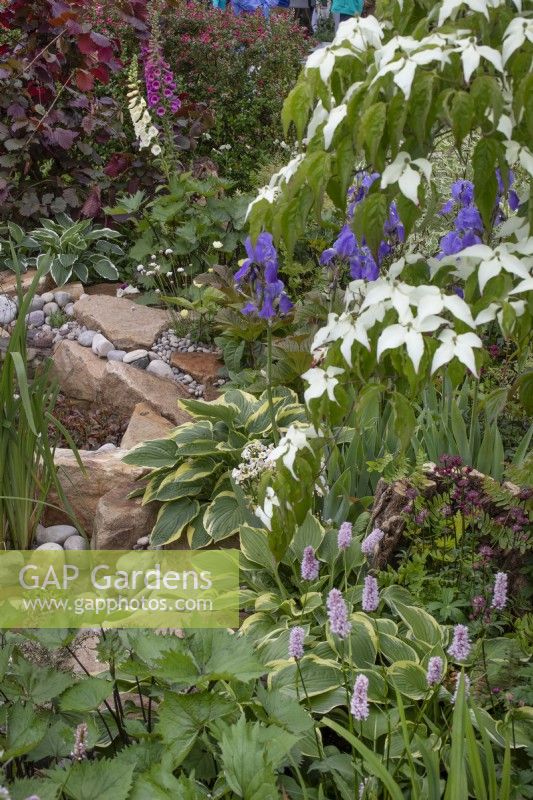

left=46, top=447, right=149, bottom=536
left=170, top=351, right=223, bottom=384
left=51, top=339, right=107, bottom=402
left=84, top=282, right=122, bottom=296
left=0, top=269, right=53, bottom=296
left=120, top=401, right=175, bottom=450
left=73, top=294, right=169, bottom=350
left=98, top=361, right=192, bottom=425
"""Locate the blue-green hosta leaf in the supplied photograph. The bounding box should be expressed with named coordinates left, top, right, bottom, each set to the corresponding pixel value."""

left=172, top=458, right=219, bottom=483
left=50, top=258, right=72, bottom=286
left=156, top=690, right=236, bottom=764
left=269, top=655, right=343, bottom=698
left=203, top=491, right=247, bottom=542
left=151, top=498, right=200, bottom=546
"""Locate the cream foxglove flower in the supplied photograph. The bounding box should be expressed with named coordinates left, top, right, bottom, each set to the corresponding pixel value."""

left=431, top=328, right=482, bottom=377
left=381, top=153, right=432, bottom=205
left=302, top=366, right=344, bottom=405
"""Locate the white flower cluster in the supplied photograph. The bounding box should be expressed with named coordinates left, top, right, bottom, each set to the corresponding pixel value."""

left=232, top=441, right=275, bottom=486
left=248, top=2, right=533, bottom=218
left=127, top=65, right=161, bottom=156
left=302, top=225, right=533, bottom=401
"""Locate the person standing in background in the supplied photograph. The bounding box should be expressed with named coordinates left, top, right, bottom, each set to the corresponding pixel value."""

left=331, top=0, right=362, bottom=28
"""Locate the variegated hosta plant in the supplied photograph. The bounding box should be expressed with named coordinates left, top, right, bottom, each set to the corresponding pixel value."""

left=123, top=388, right=305, bottom=548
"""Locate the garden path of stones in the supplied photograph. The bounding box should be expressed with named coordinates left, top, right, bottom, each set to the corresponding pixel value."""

left=0, top=272, right=226, bottom=551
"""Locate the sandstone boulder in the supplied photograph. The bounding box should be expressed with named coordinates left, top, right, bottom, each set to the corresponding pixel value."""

left=170, top=351, right=223, bottom=384
left=74, top=294, right=169, bottom=350
left=51, top=339, right=106, bottom=402
left=0, top=269, right=53, bottom=296
left=120, top=402, right=175, bottom=450
left=98, top=361, right=191, bottom=425
left=92, top=482, right=158, bottom=549
left=46, top=447, right=149, bottom=536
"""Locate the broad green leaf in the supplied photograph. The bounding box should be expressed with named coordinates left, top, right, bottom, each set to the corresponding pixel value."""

left=122, top=438, right=179, bottom=468
left=63, top=759, right=135, bottom=800
left=60, top=677, right=112, bottom=713
left=151, top=498, right=200, bottom=546
left=388, top=660, right=428, bottom=700
left=3, top=702, right=48, bottom=759
left=156, top=690, right=235, bottom=764
left=240, top=526, right=277, bottom=575
left=203, top=491, right=247, bottom=542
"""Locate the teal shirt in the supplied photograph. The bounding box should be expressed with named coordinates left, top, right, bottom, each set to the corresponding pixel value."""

left=331, top=0, right=362, bottom=15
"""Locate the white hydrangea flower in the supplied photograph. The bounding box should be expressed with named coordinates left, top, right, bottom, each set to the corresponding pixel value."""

left=381, top=153, right=432, bottom=205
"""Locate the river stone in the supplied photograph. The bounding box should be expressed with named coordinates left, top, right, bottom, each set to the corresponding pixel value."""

left=73, top=294, right=169, bottom=350
left=123, top=349, right=149, bottom=364
left=43, top=301, right=59, bottom=316
left=35, top=542, right=64, bottom=551
left=0, top=295, right=17, bottom=325
left=64, top=535, right=88, bottom=550
left=36, top=524, right=78, bottom=545
left=31, top=295, right=45, bottom=311
left=64, top=303, right=75, bottom=316
left=27, top=310, right=45, bottom=327
left=107, top=349, right=126, bottom=361
left=92, top=333, right=114, bottom=358
left=54, top=291, right=71, bottom=308
left=41, top=291, right=55, bottom=303
left=78, top=329, right=97, bottom=347
left=146, top=359, right=173, bottom=379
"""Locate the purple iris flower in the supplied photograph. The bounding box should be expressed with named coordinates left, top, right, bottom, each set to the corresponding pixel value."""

left=235, top=233, right=292, bottom=319
left=440, top=179, right=474, bottom=215
left=350, top=249, right=379, bottom=281
left=320, top=225, right=357, bottom=265
left=455, top=206, right=483, bottom=233
left=438, top=231, right=464, bottom=257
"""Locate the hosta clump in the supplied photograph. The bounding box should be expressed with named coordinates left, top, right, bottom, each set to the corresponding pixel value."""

left=238, top=514, right=533, bottom=797
left=0, top=215, right=124, bottom=286
left=123, top=388, right=305, bottom=547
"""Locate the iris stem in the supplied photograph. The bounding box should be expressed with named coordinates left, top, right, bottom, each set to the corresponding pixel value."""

left=266, top=321, right=280, bottom=445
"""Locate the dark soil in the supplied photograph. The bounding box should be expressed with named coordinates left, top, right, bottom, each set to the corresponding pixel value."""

left=50, top=394, right=129, bottom=450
